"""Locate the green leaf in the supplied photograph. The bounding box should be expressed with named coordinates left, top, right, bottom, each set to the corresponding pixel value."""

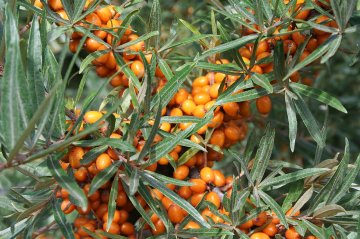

left=116, top=31, right=159, bottom=51
left=259, top=190, right=289, bottom=228
left=7, top=82, right=60, bottom=162
left=321, top=35, right=342, bottom=63
left=158, top=58, right=174, bottom=80
left=282, top=181, right=304, bottom=212
left=73, top=138, right=135, bottom=152
left=79, top=48, right=111, bottom=73
left=291, top=185, right=314, bottom=216
left=146, top=171, right=193, bottom=186
left=285, top=91, right=298, bottom=152
left=260, top=168, right=328, bottom=188
left=0, top=219, right=29, bottom=239
left=250, top=125, right=275, bottom=185
left=27, top=16, right=45, bottom=109
left=282, top=37, right=334, bottom=81
left=89, top=160, right=122, bottom=196
left=331, top=152, right=360, bottom=204
left=1, top=6, right=31, bottom=151
left=151, top=63, right=196, bottom=109
left=159, top=34, right=215, bottom=52
left=177, top=228, right=234, bottom=237
left=216, top=84, right=282, bottom=105
left=293, top=93, right=325, bottom=147
left=48, top=154, right=88, bottom=210
left=148, top=0, right=161, bottom=48
left=313, top=204, right=345, bottom=218
left=141, top=171, right=210, bottom=228
left=72, top=0, right=87, bottom=21
left=290, top=82, right=347, bottom=113
left=52, top=199, right=75, bottom=239
left=251, top=73, right=273, bottom=93
left=106, top=174, right=119, bottom=231
left=301, top=219, right=327, bottom=239
left=197, top=34, right=258, bottom=60
left=129, top=169, right=139, bottom=196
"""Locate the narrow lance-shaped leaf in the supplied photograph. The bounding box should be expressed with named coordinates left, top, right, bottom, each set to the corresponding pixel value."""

left=106, top=174, right=119, bottom=231
left=259, top=190, right=289, bottom=228
left=27, top=16, right=45, bottom=109
left=260, top=168, right=329, bottom=188
left=151, top=63, right=196, bottom=110
left=285, top=91, right=297, bottom=152
left=89, top=160, right=122, bottom=196
left=1, top=6, right=29, bottom=151
left=250, top=125, right=275, bottom=185
left=293, top=93, right=325, bottom=147
left=141, top=171, right=210, bottom=228
left=197, top=34, right=258, bottom=60
left=48, top=154, right=88, bottom=210
left=331, top=152, right=360, bottom=204
left=290, top=82, right=347, bottom=113
left=291, top=185, right=314, bottom=216
left=148, top=0, right=161, bottom=49
left=52, top=199, right=75, bottom=239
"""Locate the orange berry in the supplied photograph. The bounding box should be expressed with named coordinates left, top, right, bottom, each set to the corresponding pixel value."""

left=190, top=193, right=205, bottom=207
left=74, top=217, right=88, bottom=228
left=224, top=125, right=242, bottom=141
left=151, top=219, right=165, bottom=235
left=74, top=167, right=88, bottom=182
left=131, top=60, right=145, bottom=78
left=175, top=89, right=190, bottom=105
left=250, top=232, right=270, bottom=239
left=200, top=167, right=215, bottom=184
left=222, top=102, right=240, bottom=117
left=95, top=7, right=113, bottom=23
left=69, top=147, right=84, bottom=169
left=193, top=105, right=206, bottom=118
left=239, top=218, right=254, bottom=230
left=189, top=178, right=207, bottom=193
left=161, top=197, right=173, bottom=210
left=262, top=222, right=278, bottom=237
left=209, top=83, right=221, bottom=99
left=85, top=38, right=102, bottom=53
left=173, top=165, right=190, bottom=180
left=194, top=92, right=211, bottom=105
left=213, top=170, right=226, bottom=187
left=96, top=153, right=112, bottom=171
left=84, top=111, right=103, bottom=124
left=256, top=52, right=271, bottom=68
left=205, top=191, right=221, bottom=208
left=184, top=221, right=200, bottom=229
left=48, top=0, right=63, bottom=11
left=170, top=107, right=183, bottom=117
left=103, top=222, right=121, bottom=234
left=283, top=40, right=297, bottom=55
left=168, top=204, right=185, bottom=223
left=178, top=186, right=192, bottom=199
left=208, top=111, right=224, bottom=128
left=61, top=199, right=75, bottom=214
left=209, top=129, right=225, bottom=148
left=214, top=72, right=226, bottom=83
left=192, top=76, right=209, bottom=87
left=121, top=222, right=135, bottom=236
left=286, top=207, right=300, bottom=217
left=285, top=227, right=301, bottom=239
left=256, top=96, right=272, bottom=115
left=181, top=99, right=196, bottom=115
left=253, top=212, right=268, bottom=226
left=78, top=223, right=95, bottom=237
left=85, top=13, right=102, bottom=26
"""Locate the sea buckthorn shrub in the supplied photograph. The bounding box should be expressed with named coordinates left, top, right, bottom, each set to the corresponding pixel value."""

left=0, top=0, right=359, bottom=239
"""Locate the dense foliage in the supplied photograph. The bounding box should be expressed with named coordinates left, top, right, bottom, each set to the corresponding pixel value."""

left=0, top=0, right=360, bottom=239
